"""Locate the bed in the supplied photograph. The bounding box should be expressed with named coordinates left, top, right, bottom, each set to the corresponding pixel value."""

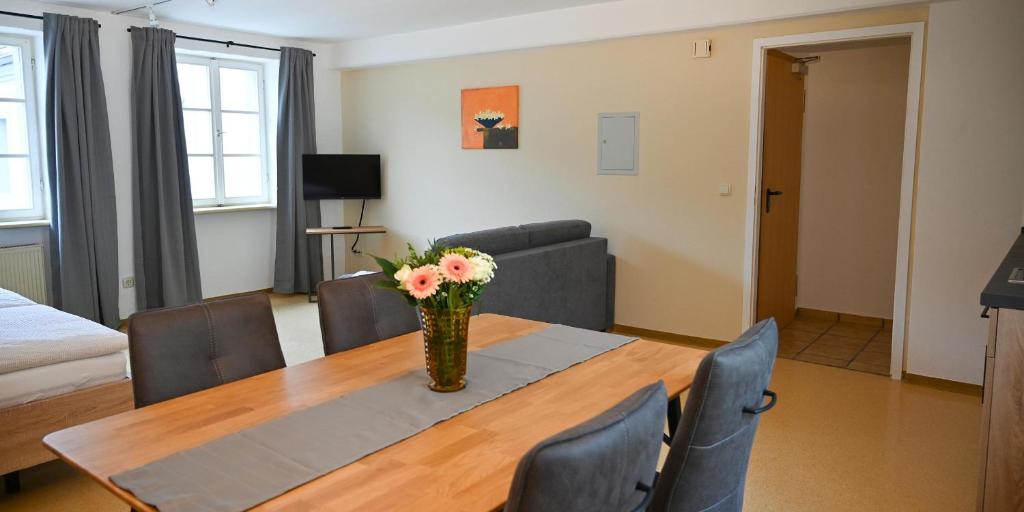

left=0, top=288, right=133, bottom=491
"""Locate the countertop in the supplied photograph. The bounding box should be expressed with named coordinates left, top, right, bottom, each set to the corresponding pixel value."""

left=981, top=228, right=1024, bottom=310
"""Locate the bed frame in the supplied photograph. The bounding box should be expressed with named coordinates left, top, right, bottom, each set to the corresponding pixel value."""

left=0, top=378, right=133, bottom=492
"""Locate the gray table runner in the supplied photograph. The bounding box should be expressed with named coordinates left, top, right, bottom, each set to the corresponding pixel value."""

left=111, top=325, right=637, bottom=512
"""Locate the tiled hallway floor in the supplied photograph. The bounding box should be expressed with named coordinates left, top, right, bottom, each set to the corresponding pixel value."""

left=778, top=310, right=892, bottom=375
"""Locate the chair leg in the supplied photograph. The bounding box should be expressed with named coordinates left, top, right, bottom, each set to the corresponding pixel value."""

left=3, top=471, right=20, bottom=494
left=666, top=396, right=682, bottom=442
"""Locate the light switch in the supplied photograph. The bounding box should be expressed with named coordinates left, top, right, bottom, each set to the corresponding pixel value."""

left=693, top=39, right=711, bottom=58
left=719, top=184, right=732, bottom=196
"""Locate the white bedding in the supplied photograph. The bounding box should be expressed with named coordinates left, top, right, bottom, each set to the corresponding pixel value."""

left=0, top=299, right=128, bottom=375
left=0, top=288, right=35, bottom=309
left=0, top=351, right=128, bottom=408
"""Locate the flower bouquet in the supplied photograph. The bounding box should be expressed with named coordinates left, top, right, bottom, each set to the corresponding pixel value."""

left=373, top=243, right=497, bottom=391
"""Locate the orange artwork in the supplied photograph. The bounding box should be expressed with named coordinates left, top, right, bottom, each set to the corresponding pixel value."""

left=461, top=85, right=519, bottom=149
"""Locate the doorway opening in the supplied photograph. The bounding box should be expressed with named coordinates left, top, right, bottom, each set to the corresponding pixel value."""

left=742, top=24, right=925, bottom=379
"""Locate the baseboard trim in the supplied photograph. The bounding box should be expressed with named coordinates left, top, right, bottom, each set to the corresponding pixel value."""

left=796, top=307, right=893, bottom=329
left=204, top=288, right=274, bottom=302
left=795, top=307, right=840, bottom=322
left=902, top=372, right=983, bottom=397
left=611, top=324, right=727, bottom=350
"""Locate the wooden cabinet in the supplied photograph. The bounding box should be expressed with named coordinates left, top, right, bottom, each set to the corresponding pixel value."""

left=977, top=308, right=1024, bottom=511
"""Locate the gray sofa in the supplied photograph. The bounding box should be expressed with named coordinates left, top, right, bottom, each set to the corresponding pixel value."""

left=436, top=220, right=615, bottom=331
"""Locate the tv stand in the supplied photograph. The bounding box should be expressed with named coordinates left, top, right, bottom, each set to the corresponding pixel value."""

left=304, top=226, right=387, bottom=302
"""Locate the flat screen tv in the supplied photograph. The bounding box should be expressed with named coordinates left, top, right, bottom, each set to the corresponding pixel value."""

left=302, top=154, right=381, bottom=200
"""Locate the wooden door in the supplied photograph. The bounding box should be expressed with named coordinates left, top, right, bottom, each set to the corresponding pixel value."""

left=756, top=50, right=805, bottom=327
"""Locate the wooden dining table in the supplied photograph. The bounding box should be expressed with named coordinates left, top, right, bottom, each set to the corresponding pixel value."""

left=44, top=314, right=707, bottom=511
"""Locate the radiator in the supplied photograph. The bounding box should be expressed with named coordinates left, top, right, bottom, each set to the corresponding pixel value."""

left=0, top=244, right=48, bottom=304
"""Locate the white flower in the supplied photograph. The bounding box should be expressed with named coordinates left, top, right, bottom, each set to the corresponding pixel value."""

left=474, top=109, right=504, bottom=121
left=394, top=264, right=413, bottom=290
left=469, top=254, right=496, bottom=283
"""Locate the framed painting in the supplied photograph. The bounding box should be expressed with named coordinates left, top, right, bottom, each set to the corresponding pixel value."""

left=461, top=85, right=519, bottom=149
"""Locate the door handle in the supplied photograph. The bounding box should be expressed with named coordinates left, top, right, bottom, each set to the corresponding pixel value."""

left=765, top=188, right=783, bottom=213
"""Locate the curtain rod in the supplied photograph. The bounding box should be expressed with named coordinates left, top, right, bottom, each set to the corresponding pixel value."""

left=0, top=10, right=41, bottom=21
left=0, top=10, right=102, bottom=27
left=126, top=27, right=316, bottom=57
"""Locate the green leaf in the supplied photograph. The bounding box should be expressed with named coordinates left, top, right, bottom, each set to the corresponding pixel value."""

left=371, top=254, right=400, bottom=277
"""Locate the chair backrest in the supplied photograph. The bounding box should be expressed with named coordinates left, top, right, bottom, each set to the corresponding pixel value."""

left=317, top=273, right=420, bottom=355
left=505, top=381, right=667, bottom=512
left=128, top=294, right=286, bottom=408
left=648, top=318, right=779, bottom=512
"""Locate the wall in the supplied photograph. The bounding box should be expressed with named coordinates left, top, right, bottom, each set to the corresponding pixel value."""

left=0, top=0, right=344, bottom=315
left=193, top=209, right=277, bottom=298
left=334, top=0, right=925, bottom=68
left=791, top=40, right=910, bottom=319
left=340, top=6, right=928, bottom=343
left=906, top=0, right=1024, bottom=384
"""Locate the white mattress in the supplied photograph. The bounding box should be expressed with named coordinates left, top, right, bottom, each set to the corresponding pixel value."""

left=0, top=288, right=34, bottom=309
left=0, top=350, right=128, bottom=408
left=0, top=303, right=129, bottom=374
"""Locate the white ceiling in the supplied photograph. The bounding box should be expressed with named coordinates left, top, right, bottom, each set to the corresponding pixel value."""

left=45, top=0, right=619, bottom=41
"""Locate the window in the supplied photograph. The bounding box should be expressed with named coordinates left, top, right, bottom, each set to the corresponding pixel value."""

left=177, top=55, right=269, bottom=208
left=0, top=35, right=43, bottom=222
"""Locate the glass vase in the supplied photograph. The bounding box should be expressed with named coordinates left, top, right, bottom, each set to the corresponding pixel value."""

left=418, top=305, right=471, bottom=392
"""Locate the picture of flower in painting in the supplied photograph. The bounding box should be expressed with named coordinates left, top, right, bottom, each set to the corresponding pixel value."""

left=462, top=85, right=518, bottom=149
left=474, top=109, right=505, bottom=128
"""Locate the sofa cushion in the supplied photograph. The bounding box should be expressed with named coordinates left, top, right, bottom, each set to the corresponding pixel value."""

left=476, top=238, right=609, bottom=331
left=436, top=226, right=530, bottom=255
left=521, top=220, right=592, bottom=248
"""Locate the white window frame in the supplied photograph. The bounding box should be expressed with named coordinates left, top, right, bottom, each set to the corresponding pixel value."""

left=177, top=53, right=270, bottom=208
left=0, top=34, right=44, bottom=222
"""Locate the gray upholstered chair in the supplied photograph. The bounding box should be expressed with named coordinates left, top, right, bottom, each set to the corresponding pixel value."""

left=504, top=381, right=667, bottom=512
left=317, top=273, right=420, bottom=355
left=649, top=318, right=779, bottom=512
left=128, top=294, right=286, bottom=408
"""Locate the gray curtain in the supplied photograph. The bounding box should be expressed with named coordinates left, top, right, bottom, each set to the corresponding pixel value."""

left=274, top=47, right=321, bottom=294
left=43, top=13, right=119, bottom=327
left=129, top=27, right=202, bottom=309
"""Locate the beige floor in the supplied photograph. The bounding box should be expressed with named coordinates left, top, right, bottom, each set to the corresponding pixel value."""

left=0, top=295, right=981, bottom=512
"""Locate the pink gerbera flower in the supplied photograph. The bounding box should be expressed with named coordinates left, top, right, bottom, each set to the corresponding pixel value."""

left=406, top=265, right=441, bottom=299
left=439, top=253, right=473, bottom=283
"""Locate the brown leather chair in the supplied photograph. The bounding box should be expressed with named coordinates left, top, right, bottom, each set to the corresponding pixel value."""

left=128, top=294, right=286, bottom=408
left=317, top=273, right=420, bottom=355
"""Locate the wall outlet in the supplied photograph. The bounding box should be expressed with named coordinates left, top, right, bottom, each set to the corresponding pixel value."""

left=122, top=277, right=136, bottom=288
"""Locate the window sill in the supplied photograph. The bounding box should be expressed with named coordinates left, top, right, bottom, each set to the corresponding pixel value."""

left=0, top=219, right=50, bottom=229
left=194, top=204, right=276, bottom=215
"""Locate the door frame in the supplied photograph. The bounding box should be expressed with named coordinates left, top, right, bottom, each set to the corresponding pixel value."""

left=741, top=22, right=925, bottom=379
